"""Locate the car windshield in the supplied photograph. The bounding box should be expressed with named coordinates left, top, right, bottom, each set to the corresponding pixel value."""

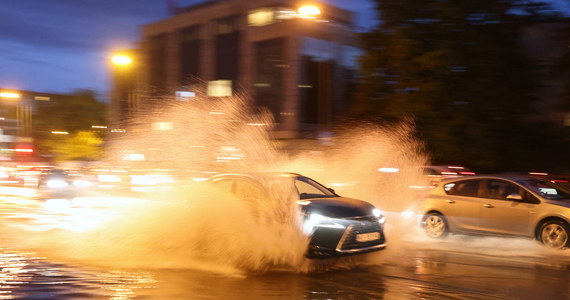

left=518, top=179, right=570, bottom=200
left=294, top=176, right=336, bottom=199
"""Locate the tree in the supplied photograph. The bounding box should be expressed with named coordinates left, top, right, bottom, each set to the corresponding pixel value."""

left=352, top=0, right=564, bottom=172
left=32, top=89, right=107, bottom=160
left=43, top=131, right=103, bottom=162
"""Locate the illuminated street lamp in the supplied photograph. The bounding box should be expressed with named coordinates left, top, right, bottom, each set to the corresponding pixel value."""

left=111, top=54, right=133, bottom=66
left=0, top=92, right=21, bottom=99
left=298, top=5, right=321, bottom=16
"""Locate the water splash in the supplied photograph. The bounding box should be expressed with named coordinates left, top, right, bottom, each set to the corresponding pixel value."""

left=2, top=91, right=432, bottom=274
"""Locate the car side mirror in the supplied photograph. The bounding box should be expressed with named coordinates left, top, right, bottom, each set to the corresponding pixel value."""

left=506, top=193, right=523, bottom=201
left=327, top=188, right=336, bottom=194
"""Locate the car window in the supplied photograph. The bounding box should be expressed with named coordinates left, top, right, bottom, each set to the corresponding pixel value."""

left=295, top=176, right=335, bottom=199
left=518, top=179, right=570, bottom=200
left=486, top=180, right=521, bottom=201
left=233, top=179, right=266, bottom=201
left=444, top=180, right=481, bottom=197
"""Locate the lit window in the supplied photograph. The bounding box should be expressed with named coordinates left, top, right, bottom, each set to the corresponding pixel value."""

left=152, top=122, right=174, bottom=131
left=207, top=80, right=232, bottom=97
left=248, top=8, right=275, bottom=26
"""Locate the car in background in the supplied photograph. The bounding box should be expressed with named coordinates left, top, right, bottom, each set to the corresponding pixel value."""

left=422, top=165, right=475, bottom=182
left=528, top=172, right=570, bottom=191
left=421, top=174, right=570, bottom=249
left=210, top=173, right=387, bottom=258
left=37, top=168, right=97, bottom=199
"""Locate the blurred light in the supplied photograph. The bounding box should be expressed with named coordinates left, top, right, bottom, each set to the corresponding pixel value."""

left=246, top=123, right=267, bottom=126
left=0, top=92, right=21, bottom=99
left=46, top=179, right=68, bottom=189
left=111, top=54, right=133, bottom=66
left=175, top=91, right=195, bottom=100
left=73, top=179, right=93, bottom=188
left=207, top=80, right=232, bottom=97
left=529, top=172, right=548, bottom=176
left=91, top=125, right=107, bottom=129
left=248, top=8, right=275, bottom=26
left=447, top=166, right=465, bottom=169
left=152, top=122, right=174, bottom=131
left=378, top=167, right=400, bottom=173
left=51, top=131, right=69, bottom=135
left=460, top=171, right=476, bottom=175
left=14, top=148, right=33, bottom=153
left=34, top=96, right=50, bottom=101
left=372, top=208, right=382, bottom=218
left=298, top=5, right=321, bottom=16
left=192, top=177, right=210, bottom=182
left=97, top=174, right=122, bottom=183
left=441, top=172, right=458, bottom=175
left=400, top=210, right=414, bottom=219
left=122, top=153, right=145, bottom=161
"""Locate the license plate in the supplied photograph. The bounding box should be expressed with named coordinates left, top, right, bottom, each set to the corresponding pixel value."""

left=356, top=232, right=380, bottom=242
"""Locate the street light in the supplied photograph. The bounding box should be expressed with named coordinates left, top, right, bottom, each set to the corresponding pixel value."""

left=298, top=5, right=321, bottom=16
left=111, top=54, right=133, bottom=66
left=0, top=92, right=21, bottom=99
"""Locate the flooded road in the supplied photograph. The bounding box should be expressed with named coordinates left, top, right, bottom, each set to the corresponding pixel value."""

left=2, top=194, right=570, bottom=299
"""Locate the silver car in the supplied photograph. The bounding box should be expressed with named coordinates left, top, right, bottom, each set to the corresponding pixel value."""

left=421, top=174, right=570, bottom=249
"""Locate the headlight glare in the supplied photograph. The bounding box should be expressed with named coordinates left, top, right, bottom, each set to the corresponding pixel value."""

left=46, top=179, right=68, bottom=189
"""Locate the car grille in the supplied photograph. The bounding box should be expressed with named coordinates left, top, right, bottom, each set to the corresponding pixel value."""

left=338, top=220, right=384, bottom=251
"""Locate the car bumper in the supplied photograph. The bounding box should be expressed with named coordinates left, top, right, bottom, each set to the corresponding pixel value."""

left=306, top=221, right=387, bottom=259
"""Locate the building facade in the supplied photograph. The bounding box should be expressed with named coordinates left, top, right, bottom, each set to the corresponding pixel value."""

left=113, top=0, right=359, bottom=139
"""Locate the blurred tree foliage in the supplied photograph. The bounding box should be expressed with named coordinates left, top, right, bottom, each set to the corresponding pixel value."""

left=352, top=0, right=569, bottom=172
left=42, top=131, right=103, bottom=162
left=32, top=90, right=107, bottom=161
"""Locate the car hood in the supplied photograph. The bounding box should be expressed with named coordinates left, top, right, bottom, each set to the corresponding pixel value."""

left=301, top=197, right=376, bottom=218
left=544, top=199, right=570, bottom=209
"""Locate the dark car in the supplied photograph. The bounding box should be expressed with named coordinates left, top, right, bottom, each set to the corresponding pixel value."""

left=421, top=174, right=570, bottom=249
left=210, top=173, right=387, bottom=258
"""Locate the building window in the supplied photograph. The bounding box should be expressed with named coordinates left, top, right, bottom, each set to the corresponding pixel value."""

left=298, top=37, right=358, bottom=125
left=254, top=38, right=285, bottom=123
left=208, top=80, right=233, bottom=97
left=148, top=34, right=168, bottom=93
left=215, top=15, right=240, bottom=82
left=248, top=8, right=275, bottom=26
left=179, top=25, right=201, bottom=84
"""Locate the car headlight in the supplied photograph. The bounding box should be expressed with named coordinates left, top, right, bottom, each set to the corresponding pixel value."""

left=373, top=208, right=386, bottom=224
left=303, top=213, right=345, bottom=234
left=46, top=179, right=68, bottom=189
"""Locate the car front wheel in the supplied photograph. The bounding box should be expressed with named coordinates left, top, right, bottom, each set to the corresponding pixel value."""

left=422, top=212, right=448, bottom=238
left=539, top=220, right=569, bottom=249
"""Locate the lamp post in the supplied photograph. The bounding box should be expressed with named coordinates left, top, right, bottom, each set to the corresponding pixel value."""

left=110, top=52, right=137, bottom=131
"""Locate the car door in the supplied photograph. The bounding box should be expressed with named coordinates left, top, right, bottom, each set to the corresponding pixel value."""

left=438, top=179, right=484, bottom=232
left=477, top=179, right=536, bottom=236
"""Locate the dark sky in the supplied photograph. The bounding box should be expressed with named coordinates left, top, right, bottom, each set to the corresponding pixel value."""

left=0, top=0, right=568, bottom=97
left=0, top=0, right=377, bottom=97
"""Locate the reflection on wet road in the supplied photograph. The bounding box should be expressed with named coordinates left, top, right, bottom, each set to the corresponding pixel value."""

left=1, top=196, right=569, bottom=299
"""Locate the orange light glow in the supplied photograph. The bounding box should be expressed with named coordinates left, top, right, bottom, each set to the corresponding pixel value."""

left=111, top=54, right=133, bottom=66
left=0, top=92, right=21, bottom=99
left=298, top=5, right=321, bottom=16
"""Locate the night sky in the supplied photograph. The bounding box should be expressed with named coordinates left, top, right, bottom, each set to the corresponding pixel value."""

left=0, top=0, right=567, bottom=98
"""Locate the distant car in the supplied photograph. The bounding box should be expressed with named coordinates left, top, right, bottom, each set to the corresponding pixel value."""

left=421, top=174, right=570, bottom=249
left=37, top=168, right=95, bottom=199
left=210, top=173, right=387, bottom=258
left=528, top=172, right=570, bottom=191
left=421, top=165, right=476, bottom=185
